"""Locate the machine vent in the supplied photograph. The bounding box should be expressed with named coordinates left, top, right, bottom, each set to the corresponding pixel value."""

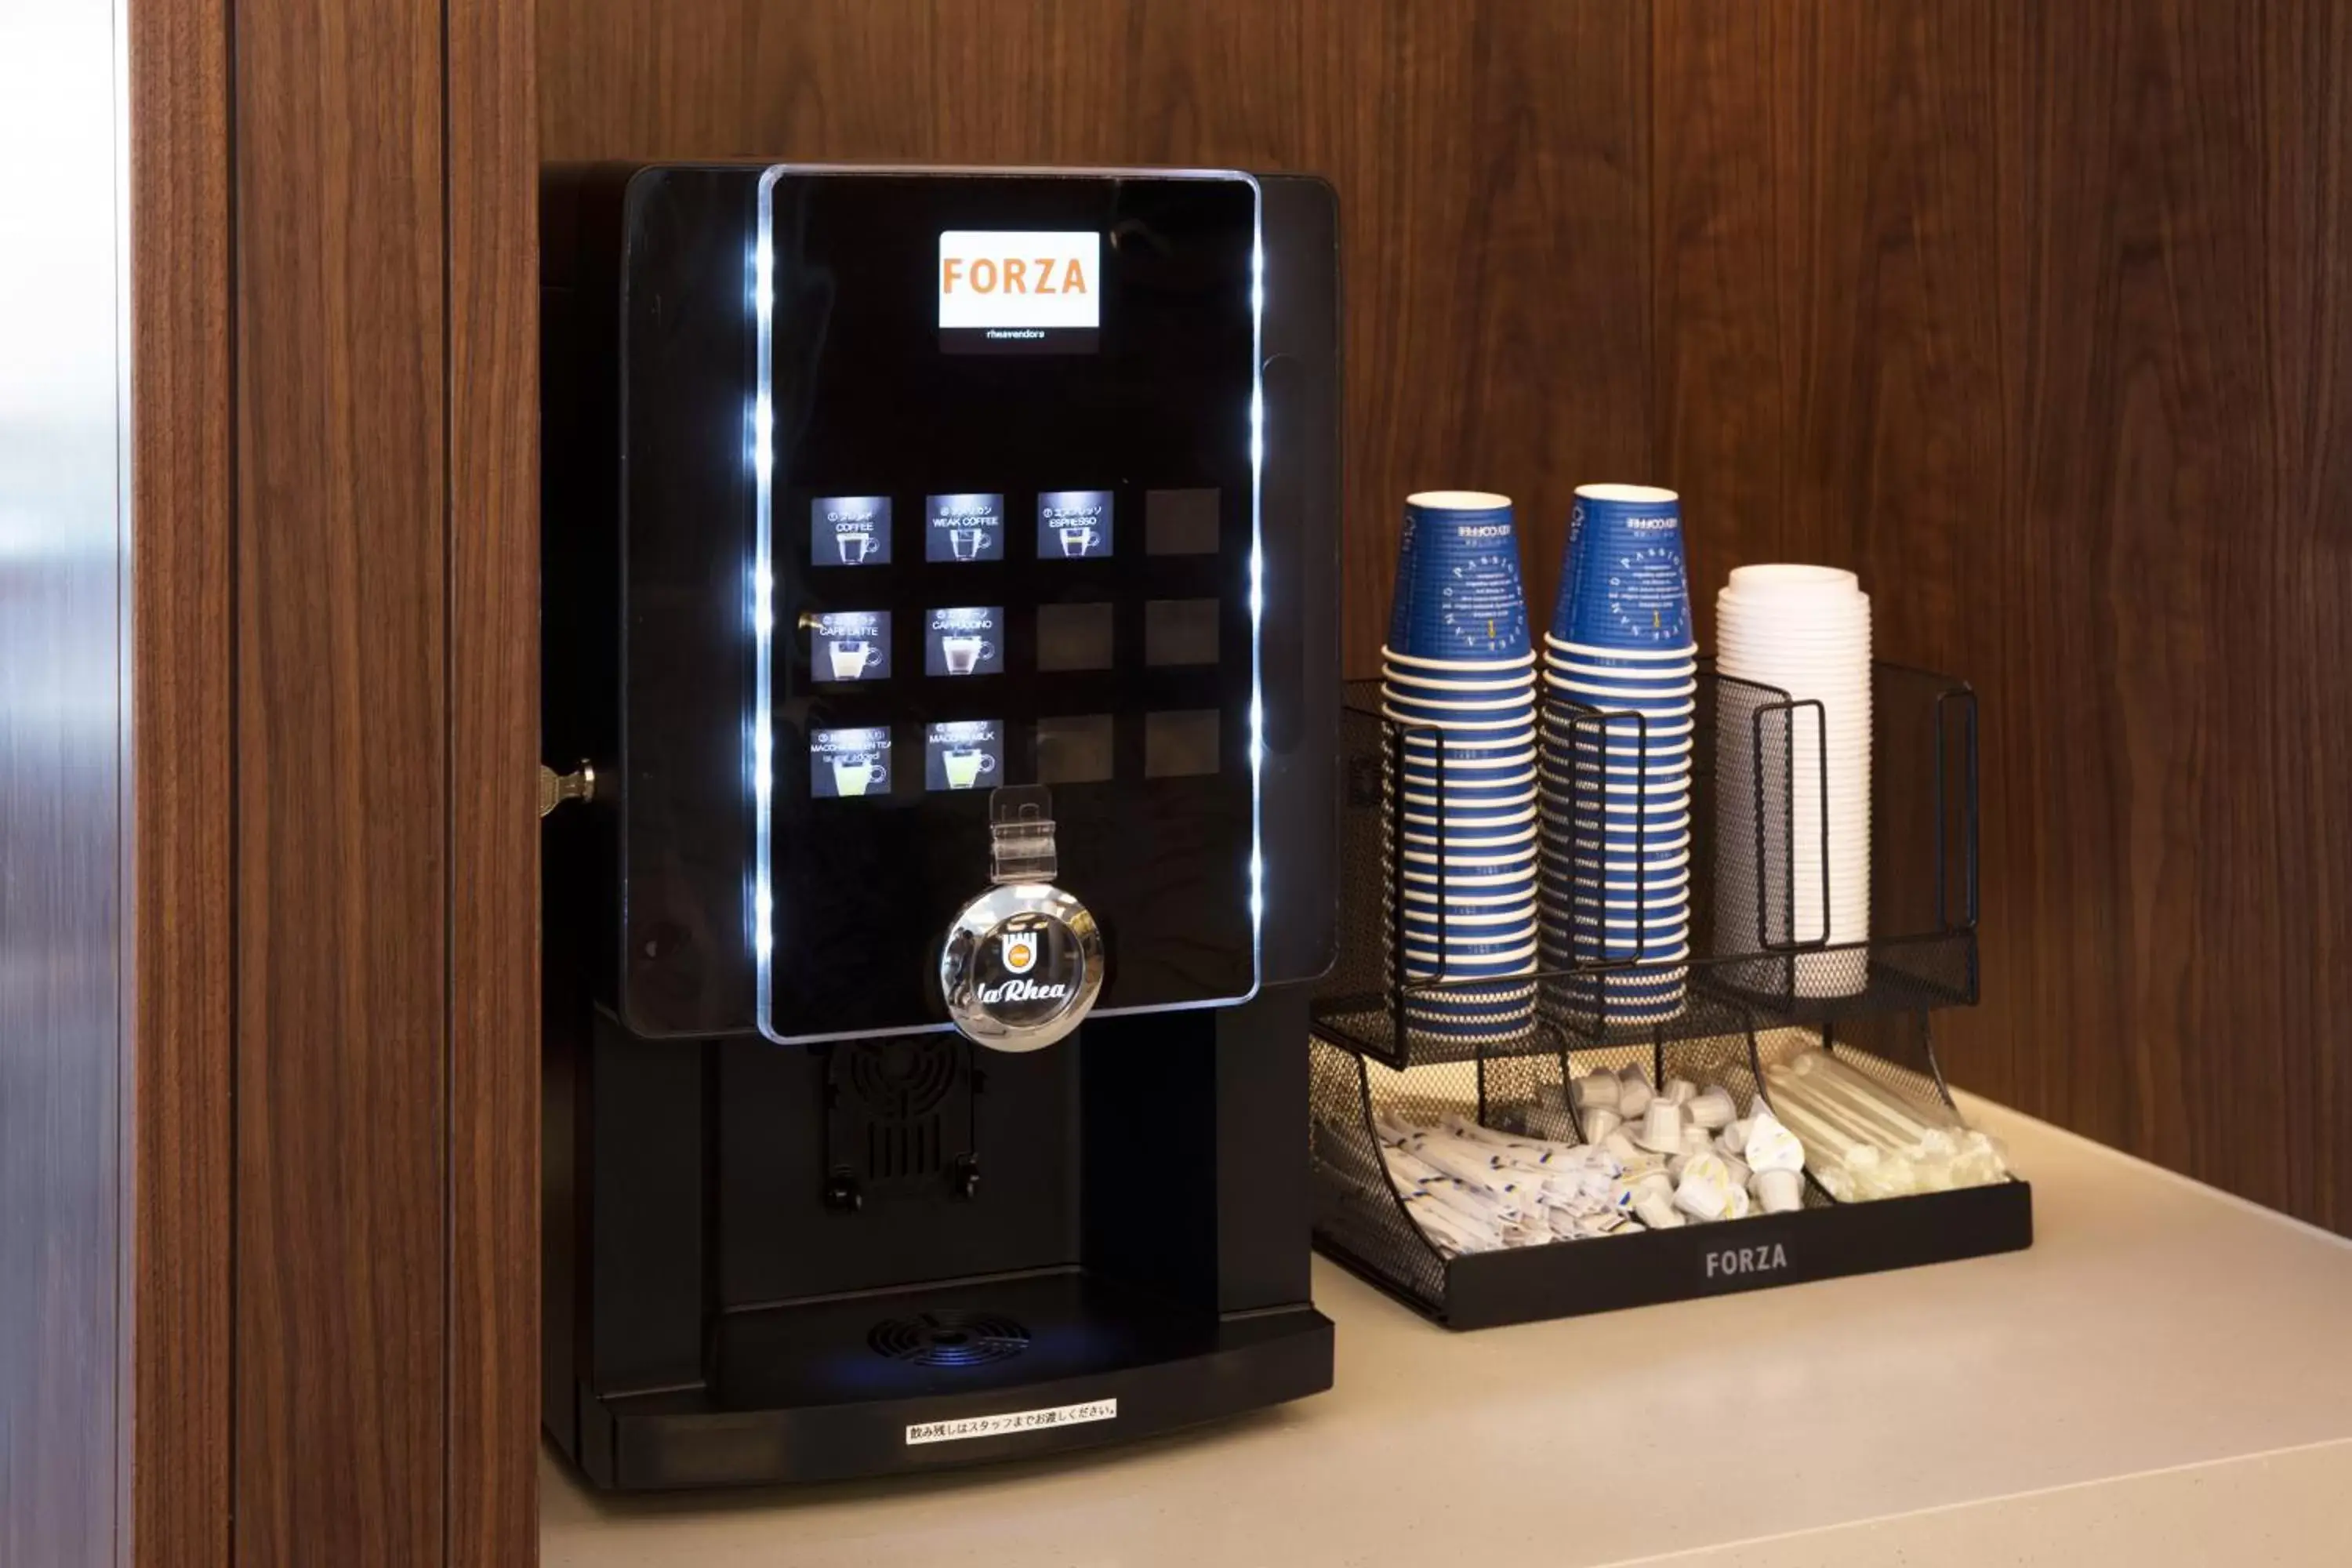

left=867, top=1310, right=1031, bottom=1369
left=844, top=1038, right=963, bottom=1182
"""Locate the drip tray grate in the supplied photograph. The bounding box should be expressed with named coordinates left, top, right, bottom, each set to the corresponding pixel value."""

left=868, top=1310, right=1032, bottom=1369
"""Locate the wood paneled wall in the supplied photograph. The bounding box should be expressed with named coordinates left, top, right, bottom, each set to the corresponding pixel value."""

left=131, top=0, right=236, bottom=1559
left=542, top=0, right=2352, bottom=1235
left=127, top=0, right=539, bottom=1559
left=1653, top=0, right=2352, bottom=1231
left=539, top=0, right=1654, bottom=655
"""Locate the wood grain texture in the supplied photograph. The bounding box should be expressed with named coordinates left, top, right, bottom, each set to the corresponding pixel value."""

left=536, top=0, right=1653, bottom=678
left=233, top=0, right=449, bottom=1556
left=1654, top=0, right=2352, bottom=1231
left=445, top=0, right=543, bottom=1559
left=130, top=0, right=237, bottom=1559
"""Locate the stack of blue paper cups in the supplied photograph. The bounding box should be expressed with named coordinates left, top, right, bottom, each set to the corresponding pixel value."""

left=1539, top=485, right=1698, bottom=1024
left=1381, top=492, right=1541, bottom=1042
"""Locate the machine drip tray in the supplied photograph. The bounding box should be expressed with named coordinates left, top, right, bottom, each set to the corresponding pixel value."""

left=717, top=1271, right=1225, bottom=1409
left=570, top=1270, right=1334, bottom=1490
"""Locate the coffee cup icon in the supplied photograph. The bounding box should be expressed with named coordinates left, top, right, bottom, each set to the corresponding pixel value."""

left=830, top=756, right=887, bottom=797
left=836, top=529, right=876, bottom=564
left=943, top=749, right=997, bottom=789
left=941, top=635, right=995, bottom=675
left=950, top=528, right=990, bottom=561
left=826, top=640, right=879, bottom=681
left=1058, top=524, right=1102, bottom=557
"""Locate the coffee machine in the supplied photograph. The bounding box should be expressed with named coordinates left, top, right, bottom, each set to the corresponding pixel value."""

left=540, top=165, right=1342, bottom=1490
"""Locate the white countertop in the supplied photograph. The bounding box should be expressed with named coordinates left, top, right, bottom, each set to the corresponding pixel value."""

left=542, top=1098, right=2352, bottom=1566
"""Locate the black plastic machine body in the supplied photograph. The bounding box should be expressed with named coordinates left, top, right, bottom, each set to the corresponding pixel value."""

left=540, top=164, right=1343, bottom=1490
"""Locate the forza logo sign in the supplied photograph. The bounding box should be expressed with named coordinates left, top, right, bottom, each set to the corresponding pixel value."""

left=939, top=231, right=1100, bottom=332
left=1704, top=1243, right=1788, bottom=1279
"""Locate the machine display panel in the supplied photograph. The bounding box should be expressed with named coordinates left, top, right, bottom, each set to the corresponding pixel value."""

left=755, top=171, right=1261, bottom=1043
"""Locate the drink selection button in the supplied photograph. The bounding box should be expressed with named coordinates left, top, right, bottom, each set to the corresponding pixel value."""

left=811, top=725, right=893, bottom=799
left=1038, top=490, right=1112, bottom=559
left=927, top=719, right=1004, bottom=792
left=927, top=493, right=1006, bottom=561
left=814, top=495, right=891, bottom=566
left=811, top=610, right=891, bottom=681
left=925, top=606, right=1003, bottom=676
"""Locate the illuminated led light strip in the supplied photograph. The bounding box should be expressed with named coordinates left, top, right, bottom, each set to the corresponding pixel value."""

left=1247, top=205, right=1267, bottom=975
left=750, top=173, right=780, bottom=1035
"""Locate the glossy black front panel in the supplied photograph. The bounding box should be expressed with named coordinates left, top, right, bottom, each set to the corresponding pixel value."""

left=760, top=172, right=1260, bottom=1041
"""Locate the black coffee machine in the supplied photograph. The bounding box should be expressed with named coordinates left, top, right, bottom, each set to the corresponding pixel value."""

left=540, top=164, right=1342, bottom=1490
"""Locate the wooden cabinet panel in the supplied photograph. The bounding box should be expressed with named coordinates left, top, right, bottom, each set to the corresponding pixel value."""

left=447, top=0, right=543, bottom=1559
left=1653, top=0, right=2352, bottom=1230
left=232, top=0, right=449, bottom=1559
left=131, top=0, right=236, bottom=1560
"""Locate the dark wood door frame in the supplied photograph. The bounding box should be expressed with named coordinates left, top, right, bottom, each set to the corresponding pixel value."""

left=129, top=0, right=539, bottom=1559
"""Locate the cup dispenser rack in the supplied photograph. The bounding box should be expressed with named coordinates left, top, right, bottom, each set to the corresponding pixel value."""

left=1308, top=662, right=2034, bottom=1329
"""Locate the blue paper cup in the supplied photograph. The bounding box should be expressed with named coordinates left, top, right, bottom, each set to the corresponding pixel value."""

left=1390, top=767, right=1539, bottom=800
left=1388, top=492, right=1534, bottom=661
left=1402, top=936, right=1538, bottom=970
left=1543, top=715, right=1696, bottom=753
left=1403, top=910, right=1539, bottom=945
left=1554, top=863, right=1692, bottom=898
left=1552, top=484, right=1693, bottom=652
left=1542, top=792, right=1693, bottom=823
left=1562, top=939, right=1693, bottom=968
left=1382, top=659, right=1540, bottom=697
left=1558, top=882, right=1693, bottom=913
left=1544, top=710, right=1697, bottom=743
left=1538, top=775, right=1695, bottom=810
left=1407, top=1011, right=1538, bottom=1042
left=1543, top=670, right=1698, bottom=704
left=1546, top=839, right=1694, bottom=870
left=1542, top=641, right=1699, bottom=678
left=1396, top=836, right=1544, bottom=869
left=1382, top=699, right=1536, bottom=731
left=1395, top=887, right=1540, bottom=919
left=1400, top=826, right=1541, bottom=858
left=1399, top=735, right=1541, bottom=768
left=1405, top=989, right=1538, bottom=1028
left=1397, top=812, right=1542, bottom=841
left=1544, top=632, right=1699, bottom=667
left=1401, top=851, right=1541, bottom=884
left=1394, top=799, right=1541, bottom=832
left=1543, top=739, right=1693, bottom=776
left=1382, top=689, right=1538, bottom=724
left=1383, top=645, right=1537, bottom=677
left=1403, top=953, right=1541, bottom=984
left=1543, top=681, right=1698, bottom=720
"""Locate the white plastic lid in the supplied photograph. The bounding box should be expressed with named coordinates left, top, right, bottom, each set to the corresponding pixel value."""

left=1406, top=490, right=1513, bottom=511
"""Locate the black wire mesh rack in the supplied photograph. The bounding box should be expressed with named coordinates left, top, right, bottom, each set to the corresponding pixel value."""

left=1307, top=661, right=2031, bottom=1329
left=1313, top=662, right=1982, bottom=1070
